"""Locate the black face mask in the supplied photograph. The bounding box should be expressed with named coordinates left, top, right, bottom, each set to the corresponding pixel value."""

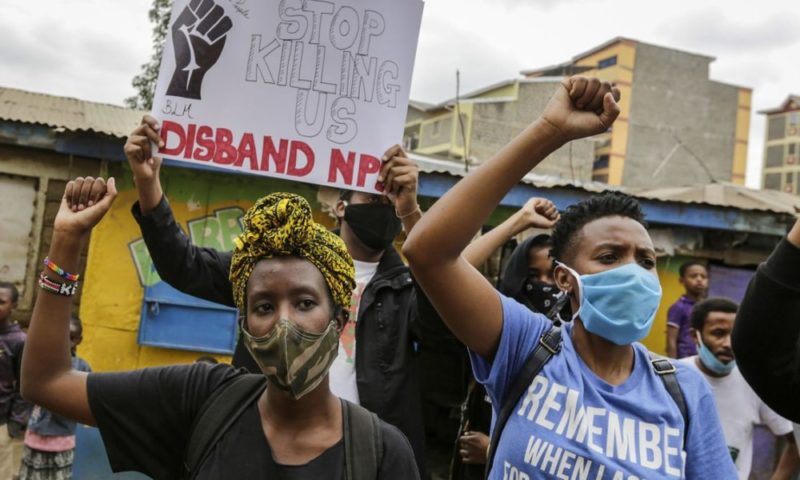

left=343, top=203, right=402, bottom=250
left=522, top=281, right=560, bottom=315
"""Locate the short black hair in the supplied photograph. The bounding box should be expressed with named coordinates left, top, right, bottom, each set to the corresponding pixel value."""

left=527, top=234, right=552, bottom=253
left=550, top=192, right=646, bottom=262
left=0, top=282, right=18, bottom=303
left=690, top=297, right=738, bottom=331
left=679, top=260, right=708, bottom=278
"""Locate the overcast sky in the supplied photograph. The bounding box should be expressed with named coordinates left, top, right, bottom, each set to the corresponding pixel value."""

left=2, top=0, right=798, bottom=188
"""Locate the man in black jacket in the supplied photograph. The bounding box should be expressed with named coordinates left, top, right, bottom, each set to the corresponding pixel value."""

left=732, top=215, right=800, bottom=423
left=124, top=115, right=433, bottom=474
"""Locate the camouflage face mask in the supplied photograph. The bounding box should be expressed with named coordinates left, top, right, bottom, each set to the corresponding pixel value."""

left=241, top=318, right=339, bottom=400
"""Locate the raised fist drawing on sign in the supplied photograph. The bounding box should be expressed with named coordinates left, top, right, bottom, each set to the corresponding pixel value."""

left=166, top=0, right=233, bottom=100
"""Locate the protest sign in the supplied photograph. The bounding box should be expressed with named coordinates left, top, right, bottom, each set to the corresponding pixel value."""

left=151, top=0, right=424, bottom=193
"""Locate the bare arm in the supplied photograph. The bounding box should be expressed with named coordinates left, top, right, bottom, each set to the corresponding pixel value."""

left=403, top=77, right=620, bottom=358
left=21, top=176, right=118, bottom=426
left=463, top=198, right=559, bottom=268
left=790, top=218, right=800, bottom=248
left=771, top=434, right=800, bottom=480
left=666, top=326, right=679, bottom=358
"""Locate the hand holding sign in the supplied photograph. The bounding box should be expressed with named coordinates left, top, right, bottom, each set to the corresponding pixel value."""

left=541, top=76, right=621, bottom=142
left=379, top=145, right=419, bottom=216
left=167, top=0, right=233, bottom=99
left=152, top=0, right=423, bottom=193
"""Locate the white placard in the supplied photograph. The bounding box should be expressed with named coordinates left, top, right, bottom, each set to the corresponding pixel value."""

left=152, top=0, right=424, bottom=192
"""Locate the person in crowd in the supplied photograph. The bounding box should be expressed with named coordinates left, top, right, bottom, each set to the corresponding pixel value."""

left=0, top=281, right=31, bottom=479
left=18, top=315, right=91, bottom=480
left=123, top=115, right=433, bottom=474
left=732, top=216, right=800, bottom=422
left=680, top=298, right=799, bottom=479
left=403, top=75, right=736, bottom=478
left=450, top=198, right=560, bottom=480
left=21, top=178, right=419, bottom=479
left=666, top=260, right=709, bottom=359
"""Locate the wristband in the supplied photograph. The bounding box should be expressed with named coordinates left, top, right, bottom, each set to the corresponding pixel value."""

left=396, top=204, right=421, bottom=219
left=43, top=257, right=80, bottom=282
left=39, top=272, right=79, bottom=297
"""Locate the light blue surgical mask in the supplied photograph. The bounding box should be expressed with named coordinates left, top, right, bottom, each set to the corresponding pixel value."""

left=696, top=332, right=736, bottom=375
left=558, top=262, right=662, bottom=345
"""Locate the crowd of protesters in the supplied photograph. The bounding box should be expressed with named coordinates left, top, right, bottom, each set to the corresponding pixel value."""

left=4, top=75, right=799, bottom=480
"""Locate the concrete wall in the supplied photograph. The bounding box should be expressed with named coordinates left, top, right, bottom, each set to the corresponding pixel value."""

left=0, top=144, right=102, bottom=326
left=624, top=43, right=739, bottom=187
left=419, top=114, right=454, bottom=150
left=469, top=82, right=595, bottom=180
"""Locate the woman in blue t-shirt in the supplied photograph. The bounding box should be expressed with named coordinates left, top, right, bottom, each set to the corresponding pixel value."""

left=403, top=76, right=736, bottom=479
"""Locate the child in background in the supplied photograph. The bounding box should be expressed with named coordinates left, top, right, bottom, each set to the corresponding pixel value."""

left=666, top=260, right=709, bottom=358
left=18, top=316, right=90, bottom=480
left=0, top=281, right=31, bottom=479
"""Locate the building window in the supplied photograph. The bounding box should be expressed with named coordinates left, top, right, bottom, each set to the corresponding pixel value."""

left=766, top=145, right=784, bottom=167
left=790, top=112, right=800, bottom=136
left=768, top=115, right=786, bottom=140
left=598, top=56, right=617, bottom=69
left=764, top=173, right=781, bottom=190
left=592, top=172, right=609, bottom=183
left=593, top=155, right=609, bottom=170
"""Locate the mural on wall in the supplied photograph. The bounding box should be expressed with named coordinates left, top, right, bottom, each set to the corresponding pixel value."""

left=128, top=206, right=246, bottom=288
left=79, top=166, right=324, bottom=372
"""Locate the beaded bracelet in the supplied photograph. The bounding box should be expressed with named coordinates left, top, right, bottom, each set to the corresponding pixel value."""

left=43, top=257, right=80, bottom=282
left=39, top=272, right=79, bottom=297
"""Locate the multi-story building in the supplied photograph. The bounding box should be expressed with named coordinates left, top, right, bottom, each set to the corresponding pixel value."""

left=759, top=95, right=800, bottom=194
left=406, top=37, right=752, bottom=188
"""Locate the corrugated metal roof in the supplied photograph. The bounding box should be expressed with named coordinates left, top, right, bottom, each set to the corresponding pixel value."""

left=410, top=153, right=616, bottom=193
left=0, top=87, right=144, bottom=138
left=412, top=153, right=800, bottom=215
left=758, top=94, right=800, bottom=115
left=632, top=183, right=800, bottom=216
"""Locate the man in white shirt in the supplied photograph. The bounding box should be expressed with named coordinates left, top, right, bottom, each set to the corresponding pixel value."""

left=680, top=297, right=800, bottom=480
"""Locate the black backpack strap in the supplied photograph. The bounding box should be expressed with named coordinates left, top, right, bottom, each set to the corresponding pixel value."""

left=343, top=399, right=383, bottom=480
left=184, top=373, right=267, bottom=479
left=485, top=325, right=561, bottom=479
left=649, top=353, right=689, bottom=439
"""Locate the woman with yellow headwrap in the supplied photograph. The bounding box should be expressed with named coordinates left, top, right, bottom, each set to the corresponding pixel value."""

left=21, top=178, right=419, bottom=479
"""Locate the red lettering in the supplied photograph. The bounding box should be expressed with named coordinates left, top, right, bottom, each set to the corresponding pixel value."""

left=357, top=154, right=381, bottom=188
left=183, top=123, right=197, bottom=158
left=235, top=133, right=258, bottom=170
left=261, top=137, right=289, bottom=173
left=159, top=120, right=185, bottom=156
left=288, top=141, right=315, bottom=177
left=214, top=128, right=237, bottom=165
left=193, top=126, right=215, bottom=161
left=328, top=149, right=356, bottom=185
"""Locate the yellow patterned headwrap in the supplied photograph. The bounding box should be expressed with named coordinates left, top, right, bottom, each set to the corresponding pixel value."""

left=230, top=193, right=355, bottom=312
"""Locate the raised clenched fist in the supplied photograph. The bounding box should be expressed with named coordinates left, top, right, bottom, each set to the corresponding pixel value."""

left=541, top=76, right=621, bottom=142
left=166, top=0, right=233, bottom=100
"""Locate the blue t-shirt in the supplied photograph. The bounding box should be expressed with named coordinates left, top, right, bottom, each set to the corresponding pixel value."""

left=470, top=294, right=736, bottom=479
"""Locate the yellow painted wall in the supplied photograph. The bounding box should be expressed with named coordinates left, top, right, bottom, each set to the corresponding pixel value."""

left=79, top=165, right=327, bottom=372
left=473, top=82, right=519, bottom=100
left=574, top=40, right=638, bottom=186
left=640, top=255, right=693, bottom=355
